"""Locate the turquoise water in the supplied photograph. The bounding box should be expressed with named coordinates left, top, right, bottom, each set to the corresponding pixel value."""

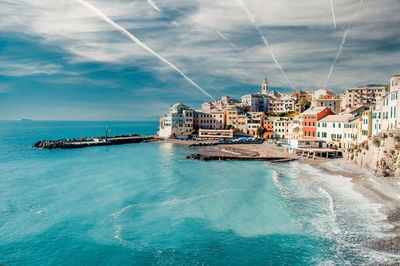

left=0, top=121, right=398, bottom=265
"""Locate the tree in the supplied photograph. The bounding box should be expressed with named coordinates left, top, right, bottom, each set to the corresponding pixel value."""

left=299, top=97, right=311, bottom=110
left=225, top=124, right=235, bottom=130
left=256, top=126, right=266, bottom=137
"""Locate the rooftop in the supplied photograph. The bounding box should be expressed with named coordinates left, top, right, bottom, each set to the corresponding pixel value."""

left=318, top=114, right=353, bottom=123
left=301, top=107, right=328, bottom=115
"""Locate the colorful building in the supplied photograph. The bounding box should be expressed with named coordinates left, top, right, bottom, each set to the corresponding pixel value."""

left=263, top=117, right=275, bottom=138
left=344, top=85, right=386, bottom=109
left=301, top=107, right=334, bottom=139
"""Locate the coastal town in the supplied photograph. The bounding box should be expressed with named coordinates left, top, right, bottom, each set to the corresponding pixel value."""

left=158, top=75, right=400, bottom=172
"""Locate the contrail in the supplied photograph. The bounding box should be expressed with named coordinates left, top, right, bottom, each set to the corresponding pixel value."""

left=324, top=0, right=365, bottom=88
left=238, top=0, right=295, bottom=90
left=329, top=0, right=337, bottom=28
left=146, top=0, right=161, bottom=12
left=324, top=29, right=349, bottom=89
left=215, top=30, right=240, bottom=50
left=75, top=0, right=215, bottom=100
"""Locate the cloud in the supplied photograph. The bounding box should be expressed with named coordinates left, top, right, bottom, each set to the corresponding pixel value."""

left=0, top=0, right=398, bottom=93
left=0, top=58, right=62, bottom=77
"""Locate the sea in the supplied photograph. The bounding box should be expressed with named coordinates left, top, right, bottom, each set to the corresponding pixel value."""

left=0, top=121, right=399, bottom=265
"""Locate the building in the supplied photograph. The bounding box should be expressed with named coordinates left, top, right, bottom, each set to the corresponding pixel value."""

left=158, top=103, right=194, bottom=138
left=194, top=110, right=225, bottom=130
left=246, top=112, right=265, bottom=135
left=263, top=117, right=275, bottom=139
left=360, top=110, right=372, bottom=142
left=225, top=108, right=242, bottom=128
left=371, top=99, right=382, bottom=136
left=201, top=96, right=244, bottom=111
left=312, top=88, right=335, bottom=101
left=381, top=75, right=400, bottom=131
left=344, top=85, right=386, bottom=109
left=288, top=115, right=302, bottom=139
left=241, top=93, right=269, bottom=112
left=268, top=96, right=296, bottom=114
left=273, top=117, right=292, bottom=139
left=311, top=94, right=342, bottom=114
left=301, top=107, right=334, bottom=139
left=198, top=129, right=234, bottom=139
left=317, top=114, right=353, bottom=148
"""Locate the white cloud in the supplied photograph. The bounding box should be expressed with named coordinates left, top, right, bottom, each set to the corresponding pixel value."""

left=0, top=0, right=398, bottom=92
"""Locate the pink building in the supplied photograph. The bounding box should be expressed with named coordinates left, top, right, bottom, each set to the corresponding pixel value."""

left=344, top=85, right=386, bottom=109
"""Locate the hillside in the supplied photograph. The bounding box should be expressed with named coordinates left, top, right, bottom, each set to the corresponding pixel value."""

left=344, top=130, right=400, bottom=177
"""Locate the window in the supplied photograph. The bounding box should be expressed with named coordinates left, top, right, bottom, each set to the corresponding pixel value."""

left=317, top=132, right=320, bottom=137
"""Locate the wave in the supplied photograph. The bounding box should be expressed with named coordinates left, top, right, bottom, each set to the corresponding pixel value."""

left=110, top=189, right=232, bottom=247
left=221, top=149, right=242, bottom=156
left=285, top=162, right=400, bottom=264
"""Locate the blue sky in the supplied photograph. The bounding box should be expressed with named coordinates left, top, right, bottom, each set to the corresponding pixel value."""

left=0, top=0, right=399, bottom=120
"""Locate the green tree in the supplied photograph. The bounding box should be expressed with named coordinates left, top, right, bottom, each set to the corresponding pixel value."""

left=256, top=126, right=266, bottom=137
left=299, top=97, right=311, bottom=110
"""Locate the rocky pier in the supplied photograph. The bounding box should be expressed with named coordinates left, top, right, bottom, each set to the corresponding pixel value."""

left=186, top=153, right=297, bottom=163
left=34, top=134, right=154, bottom=149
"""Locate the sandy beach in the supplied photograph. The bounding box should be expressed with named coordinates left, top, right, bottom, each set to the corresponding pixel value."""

left=167, top=139, right=400, bottom=255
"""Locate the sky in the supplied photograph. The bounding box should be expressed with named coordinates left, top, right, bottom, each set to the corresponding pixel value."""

left=0, top=0, right=399, bottom=120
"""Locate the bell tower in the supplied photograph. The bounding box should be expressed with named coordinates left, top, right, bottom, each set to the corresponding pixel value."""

left=262, top=78, right=268, bottom=95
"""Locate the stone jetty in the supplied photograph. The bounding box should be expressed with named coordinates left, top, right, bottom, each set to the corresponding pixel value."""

left=34, top=134, right=154, bottom=149
left=186, top=153, right=297, bottom=162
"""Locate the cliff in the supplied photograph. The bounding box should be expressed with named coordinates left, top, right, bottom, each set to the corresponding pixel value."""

left=344, top=130, right=400, bottom=177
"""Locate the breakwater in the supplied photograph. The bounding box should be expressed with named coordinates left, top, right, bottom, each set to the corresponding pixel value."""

left=34, top=134, right=154, bottom=149
left=189, top=140, right=264, bottom=147
left=186, top=153, right=297, bottom=162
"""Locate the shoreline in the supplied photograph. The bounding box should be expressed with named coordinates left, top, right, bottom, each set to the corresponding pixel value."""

left=166, top=139, right=400, bottom=255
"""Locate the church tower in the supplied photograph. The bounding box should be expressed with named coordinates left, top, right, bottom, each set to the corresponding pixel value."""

left=261, top=78, right=269, bottom=95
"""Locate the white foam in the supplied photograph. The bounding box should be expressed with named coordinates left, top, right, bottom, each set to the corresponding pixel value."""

left=221, top=149, right=242, bottom=156
left=287, top=162, right=400, bottom=264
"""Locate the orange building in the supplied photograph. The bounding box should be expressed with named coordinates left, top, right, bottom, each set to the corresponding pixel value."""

left=263, top=117, right=275, bottom=138
left=301, top=107, right=334, bottom=139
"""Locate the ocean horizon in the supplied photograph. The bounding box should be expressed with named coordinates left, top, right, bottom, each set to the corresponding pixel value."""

left=1, top=121, right=398, bottom=265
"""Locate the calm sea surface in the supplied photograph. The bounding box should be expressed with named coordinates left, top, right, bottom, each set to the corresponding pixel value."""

left=0, top=121, right=398, bottom=265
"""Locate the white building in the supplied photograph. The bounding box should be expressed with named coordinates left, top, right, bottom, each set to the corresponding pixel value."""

left=273, top=117, right=292, bottom=139
left=382, top=75, right=400, bottom=131
left=371, top=99, right=382, bottom=136
left=158, top=103, right=194, bottom=138
left=317, top=114, right=353, bottom=148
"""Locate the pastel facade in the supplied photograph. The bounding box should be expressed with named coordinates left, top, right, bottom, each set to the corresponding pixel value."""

left=288, top=115, right=301, bottom=139
left=360, top=110, right=372, bottom=142
left=344, top=85, right=386, bottom=109
left=371, top=101, right=382, bottom=136
left=311, top=95, right=342, bottom=114
left=194, top=110, right=225, bottom=130
left=317, top=114, right=353, bottom=148
left=201, top=96, right=244, bottom=112
left=273, top=117, right=292, bottom=139
left=246, top=112, right=265, bottom=135
left=263, top=117, right=274, bottom=138
left=241, top=93, right=269, bottom=112
left=301, top=107, right=334, bottom=139
left=158, top=103, right=194, bottom=138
